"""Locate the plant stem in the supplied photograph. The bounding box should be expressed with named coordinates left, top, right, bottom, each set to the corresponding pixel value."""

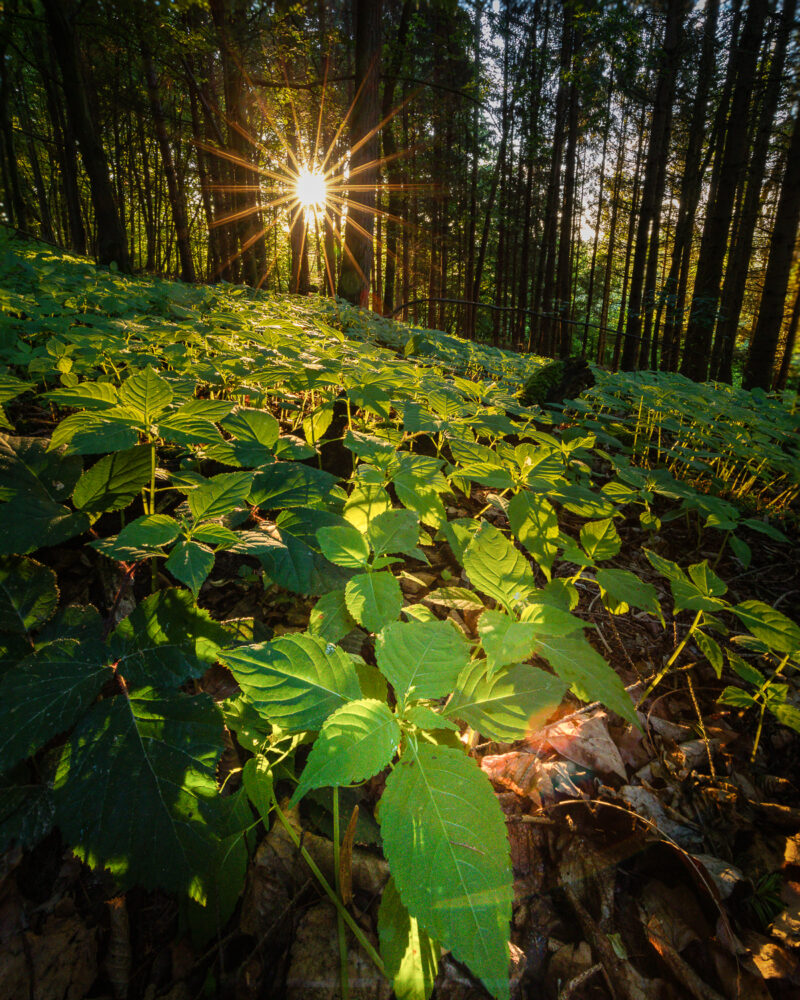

left=333, top=789, right=349, bottom=1000
left=637, top=609, right=703, bottom=707
left=271, top=797, right=385, bottom=976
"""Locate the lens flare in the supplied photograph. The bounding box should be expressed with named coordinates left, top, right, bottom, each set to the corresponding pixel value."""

left=295, top=168, right=326, bottom=210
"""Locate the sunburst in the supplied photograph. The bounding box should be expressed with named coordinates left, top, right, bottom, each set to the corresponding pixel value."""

left=196, top=58, right=427, bottom=305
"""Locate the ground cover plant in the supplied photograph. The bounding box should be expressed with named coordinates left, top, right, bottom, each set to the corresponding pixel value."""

left=1, top=230, right=800, bottom=1000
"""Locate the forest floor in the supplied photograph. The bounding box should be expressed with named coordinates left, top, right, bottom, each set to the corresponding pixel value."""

left=1, top=230, right=799, bottom=1000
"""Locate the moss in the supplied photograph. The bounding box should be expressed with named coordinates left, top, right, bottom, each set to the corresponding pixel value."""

left=519, top=360, right=565, bottom=407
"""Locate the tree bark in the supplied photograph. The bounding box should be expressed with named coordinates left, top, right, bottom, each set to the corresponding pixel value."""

left=620, top=0, right=683, bottom=370
left=681, top=0, right=769, bottom=381
left=742, top=97, right=800, bottom=390
left=338, top=0, right=382, bottom=305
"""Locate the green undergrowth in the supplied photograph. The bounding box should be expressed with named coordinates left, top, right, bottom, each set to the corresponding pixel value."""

left=1, top=229, right=798, bottom=1000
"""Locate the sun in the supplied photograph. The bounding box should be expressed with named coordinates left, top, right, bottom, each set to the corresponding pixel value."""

left=295, top=168, right=327, bottom=211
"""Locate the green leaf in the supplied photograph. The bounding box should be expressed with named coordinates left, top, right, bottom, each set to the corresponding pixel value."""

left=191, top=523, right=239, bottom=548
left=729, top=534, right=752, bottom=568
left=188, top=472, right=253, bottom=523
left=772, top=701, right=800, bottom=733
left=518, top=601, right=586, bottom=636
left=220, top=633, right=361, bottom=733
left=444, top=660, right=567, bottom=741
left=109, top=514, right=181, bottom=552
left=0, top=638, right=109, bottom=771
left=696, top=631, right=723, bottom=678
left=507, top=492, right=558, bottom=579
left=0, top=555, right=58, bottom=634
left=378, top=877, right=439, bottom=1000
left=119, top=367, right=172, bottom=424
left=580, top=518, right=621, bottom=562
left=249, top=462, right=339, bottom=509
left=221, top=408, right=280, bottom=448
left=344, top=483, right=392, bottom=532
left=644, top=548, right=687, bottom=583
left=309, top=589, right=356, bottom=644
left=345, top=572, right=403, bottom=634
left=595, top=568, right=663, bottom=622
left=48, top=408, right=140, bottom=455
left=732, top=600, right=800, bottom=654
left=45, top=381, right=119, bottom=410
left=395, top=480, right=446, bottom=529
left=0, top=434, right=83, bottom=502
left=403, top=705, right=458, bottom=732
left=670, top=577, right=727, bottom=614
left=727, top=651, right=765, bottom=687
left=292, top=699, right=400, bottom=803
left=462, top=522, right=536, bottom=613
left=0, top=777, right=55, bottom=853
left=157, top=410, right=224, bottom=447
left=0, top=494, right=90, bottom=555
left=316, top=524, right=370, bottom=568
left=165, top=540, right=215, bottom=597
left=536, top=634, right=639, bottom=727
left=368, top=508, right=420, bottom=557
left=72, top=444, right=152, bottom=516
left=718, top=686, right=756, bottom=709
left=54, top=687, right=224, bottom=897
left=376, top=620, right=471, bottom=703
left=110, top=589, right=230, bottom=688
left=478, top=610, right=539, bottom=675
left=687, top=561, right=727, bottom=598
left=242, top=753, right=274, bottom=826
left=234, top=525, right=351, bottom=596
left=380, top=744, right=512, bottom=1000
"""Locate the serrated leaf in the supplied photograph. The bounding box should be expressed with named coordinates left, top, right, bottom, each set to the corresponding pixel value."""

left=0, top=555, right=58, bottom=634
left=243, top=753, right=274, bottom=825
left=0, top=494, right=90, bottom=555
left=670, top=577, right=727, bottom=614
left=644, top=548, right=687, bottom=583
left=580, top=518, right=621, bottom=562
left=368, top=508, right=420, bottom=557
left=462, top=521, right=536, bottom=612
left=234, top=524, right=351, bottom=596
left=0, top=434, right=82, bottom=501
left=732, top=600, right=800, bottom=654
left=249, top=462, right=339, bottom=509
left=595, top=568, right=663, bottom=622
left=536, top=634, right=639, bottom=727
left=220, top=633, right=361, bottom=732
left=54, top=687, right=224, bottom=897
left=111, top=514, right=181, bottom=552
left=688, top=561, right=726, bottom=598
left=378, top=876, right=439, bottom=1000
left=45, top=381, right=118, bottom=410
left=380, top=744, right=512, bottom=1000
left=376, top=620, right=471, bottom=703
left=221, top=408, right=280, bottom=448
left=507, top=492, right=558, bottom=579
left=403, top=705, right=458, bottom=732
left=309, top=589, right=356, bottom=643
left=727, top=651, right=765, bottom=687
left=110, top=589, right=230, bottom=688
left=72, top=444, right=152, bottom=516
left=316, top=524, right=370, bottom=568
left=49, top=409, right=140, bottom=455
left=0, top=638, right=109, bottom=771
left=0, top=777, right=55, bottom=853
left=444, top=660, right=566, bottom=741
left=395, top=480, right=446, bottom=529
left=191, top=523, right=239, bottom=548
left=478, top=610, right=539, bottom=675
left=345, top=571, right=403, bottom=634
left=518, top=601, right=586, bottom=636
left=344, top=483, right=392, bottom=532
left=165, top=540, right=215, bottom=596
left=696, top=631, right=723, bottom=678
left=718, top=686, right=756, bottom=709
left=187, top=472, right=253, bottom=523
left=292, top=699, right=400, bottom=803
left=119, top=367, right=172, bottom=424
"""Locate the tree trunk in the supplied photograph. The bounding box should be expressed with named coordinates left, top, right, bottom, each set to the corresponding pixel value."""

left=681, top=0, right=768, bottom=381
left=774, top=281, right=800, bottom=390
left=41, top=0, right=128, bottom=269
left=338, top=0, right=382, bottom=305
left=620, top=0, right=683, bottom=370
left=711, top=0, right=796, bottom=383
left=742, top=98, right=800, bottom=390
left=142, top=45, right=195, bottom=283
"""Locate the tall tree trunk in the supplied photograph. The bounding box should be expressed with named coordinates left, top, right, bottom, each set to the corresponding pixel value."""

left=464, top=2, right=484, bottom=338
left=620, top=0, right=683, bottom=370
left=338, top=0, right=382, bottom=305
left=142, top=45, right=195, bottom=283
left=535, top=1, right=573, bottom=355
left=681, top=0, right=768, bottom=380
left=381, top=0, right=412, bottom=316
left=774, top=281, right=800, bottom=390
left=41, top=0, right=128, bottom=269
left=597, top=113, right=627, bottom=364
left=660, top=0, right=721, bottom=371
left=582, top=81, right=611, bottom=355
left=711, top=0, right=796, bottom=383
left=742, top=98, right=800, bottom=390
left=555, top=64, right=580, bottom=358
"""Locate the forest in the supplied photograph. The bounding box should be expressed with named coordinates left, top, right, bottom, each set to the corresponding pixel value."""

left=1, top=1, right=800, bottom=1000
